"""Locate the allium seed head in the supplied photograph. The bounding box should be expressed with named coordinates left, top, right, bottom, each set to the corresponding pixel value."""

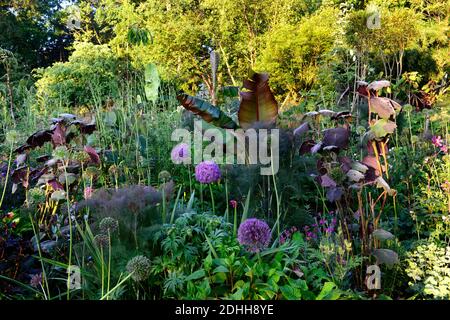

left=99, top=217, right=119, bottom=234
left=126, top=255, right=151, bottom=282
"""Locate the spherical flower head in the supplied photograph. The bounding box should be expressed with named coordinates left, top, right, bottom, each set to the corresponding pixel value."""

left=230, top=200, right=237, bottom=209
left=6, top=130, right=19, bottom=144
left=53, top=146, right=69, bottom=161
left=30, top=273, right=43, bottom=288
left=94, top=234, right=110, bottom=248
left=126, top=255, right=151, bottom=282
left=237, top=218, right=271, bottom=253
left=99, top=217, right=119, bottom=234
left=158, top=170, right=171, bottom=182
left=195, top=160, right=221, bottom=184
left=171, top=143, right=191, bottom=164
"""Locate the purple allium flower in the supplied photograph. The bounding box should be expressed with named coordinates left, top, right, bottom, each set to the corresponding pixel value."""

left=194, top=160, right=221, bottom=184
left=237, top=218, right=271, bottom=253
left=230, top=200, right=238, bottom=209
left=30, top=273, right=43, bottom=288
left=171, top=143, right=191, bottom=164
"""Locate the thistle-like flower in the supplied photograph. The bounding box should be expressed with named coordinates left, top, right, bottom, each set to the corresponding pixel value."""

left=99, top=217, right=119, bottom=234
left=30, top=273, right=43, bottom=288
left=158, top=170, right=171, bottom=182
left=237, top=218, right=271, bottom=253
left=94, top=234, right=110, bottom=248
left=194, top=160, right=221, bottom=184
left=126, top=255, right=151, bottom=282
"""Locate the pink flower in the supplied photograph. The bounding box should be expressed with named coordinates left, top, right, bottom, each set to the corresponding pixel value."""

left=84, top=187, right=94, bottom=199
left=229, top=200, right=237, bottom=209
left=441, top=145, right=448, bottom=154
left=432, top=136, right=443, bottom=148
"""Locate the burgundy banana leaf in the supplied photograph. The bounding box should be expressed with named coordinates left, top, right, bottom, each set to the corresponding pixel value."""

left=177, top=93, right=238, bottom=129
left=238, top=72, right=278, bottom=129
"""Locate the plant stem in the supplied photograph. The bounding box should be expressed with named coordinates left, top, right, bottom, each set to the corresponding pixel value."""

left=209, top=183, right=215, bottom=214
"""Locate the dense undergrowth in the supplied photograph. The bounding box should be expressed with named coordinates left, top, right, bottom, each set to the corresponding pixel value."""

left=1, top=0, right=450, bottom=300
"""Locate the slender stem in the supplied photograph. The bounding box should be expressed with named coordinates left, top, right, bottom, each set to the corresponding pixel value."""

left=209, top=183, right=215, bottom=214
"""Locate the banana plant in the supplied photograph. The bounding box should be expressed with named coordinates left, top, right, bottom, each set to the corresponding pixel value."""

left=177, top=71, right=279, bottom=130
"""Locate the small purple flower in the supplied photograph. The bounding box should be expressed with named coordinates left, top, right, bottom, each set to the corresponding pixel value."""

left=194, top=160, right=221, bottom=184
left=238, top=218, right=271, bottom=253
left=325, top=227, right=335, bottom=234
left=30, top=273, right=43, bottom=288
left=171, top=143, right=191, bottom=164
left=432, top=136, right=443, bottom=148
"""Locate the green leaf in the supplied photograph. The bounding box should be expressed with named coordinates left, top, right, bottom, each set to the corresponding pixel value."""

left=280, top=285, right=302, bottom=300
left=316, top=282, right=341, bottom=300
left=104, top=111, right=117, bottom=127
left=144, top=63, right=160, bottom=103
left=372, top=229, right=395, bottom=241
left=220, top=86, right=239, bottom=97
left=238, top=71, right=278, bottom=129
left=213, top=265, right=229, bottom=274
left=185, top=269, right=206, bottom=281
left=177, top=93, right=238, bottom=129
left=58, top=172, right=77, bottom=185
left=372, top=249, right=399, bottom=268
left=370, top=119, right=397, bottom=138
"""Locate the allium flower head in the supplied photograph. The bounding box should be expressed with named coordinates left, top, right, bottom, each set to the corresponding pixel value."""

left=30, top=273, right=43, bottom=288
left=171, top=143, right=190, bottom=164
left=230, top=200, right=237, bottom=209
left=126, top=255, right=151, bottom=282
left=99, top=217, right=119, bottom=234
left=237, top=218, right=271, bottom=252
left=158, top=170, right=171, bottom=182
left=94, top=234, right=110, bottom=248
left=195, top=160, right=221, bottom=184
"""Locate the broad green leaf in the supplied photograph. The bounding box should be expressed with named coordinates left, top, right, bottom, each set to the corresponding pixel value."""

left=185, top=269, right=206, bottom=281
left=238, top=71, right=278, bottom=129
left=370, top=119, right=397, bottom=138
left=58, top=172, right=77, bottom=185
left=104, top=111, right=117, bottom=126
left=144, top=63, right=160, bottom=103
left=316, top=282, right=341, bottom=300
left=372, top=249, right=399, bottom=268
left=51, top=190, right=66, bottom=201
left=177, top=93, right=238, bottom=129
left=280, top=285, right=302, bottom=300
left=372, top=229, right=395, bottom=241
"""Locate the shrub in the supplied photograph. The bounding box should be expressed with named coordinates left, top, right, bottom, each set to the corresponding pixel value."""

left=35, top=42, right=123, bottom=110
left=406, top=242, right=450, bottom=299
